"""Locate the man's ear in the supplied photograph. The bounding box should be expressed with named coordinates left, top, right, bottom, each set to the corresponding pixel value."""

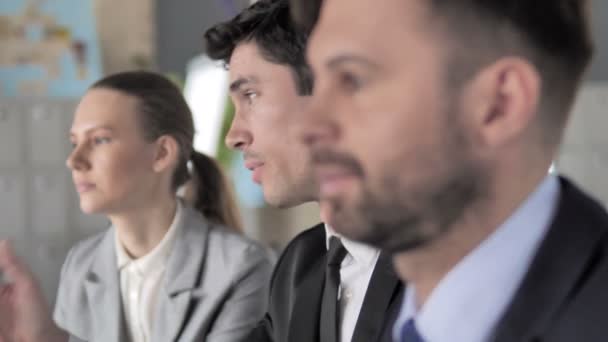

left=460, top=57, right=541, bottom=149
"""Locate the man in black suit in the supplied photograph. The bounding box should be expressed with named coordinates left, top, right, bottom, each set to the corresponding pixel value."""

left=204, top=1, right=402, bottom=341
left=293, top=0, right=608, bottom=341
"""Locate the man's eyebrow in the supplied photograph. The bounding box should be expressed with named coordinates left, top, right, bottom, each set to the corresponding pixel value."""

left=326, top=53, right=380, bottom=70
left=230, top=76, right=259, bottom=92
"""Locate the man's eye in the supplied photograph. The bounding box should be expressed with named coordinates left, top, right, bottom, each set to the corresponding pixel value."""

left=244, top=91, right=258, bottom=101
left=93, top=137, right=111, bottom=145
left=339, top=72, right=364, bottom=92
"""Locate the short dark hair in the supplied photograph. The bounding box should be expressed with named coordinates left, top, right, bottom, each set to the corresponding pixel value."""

left=290, top=0, right=595, bottom=143
left=91, top=71, right=243, bottom=231
left=289, top=0, right=322, bottom=34
left=428, top=1, right=594, bottom=144
left=204, top=0, right=313, bottom=95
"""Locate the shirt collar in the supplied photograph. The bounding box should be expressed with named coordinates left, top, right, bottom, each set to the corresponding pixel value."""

left=115, top=201, right=183, bottom=275
left=394, top=175, right=561, bottom=342
left=324, top=224, right=379, bottom=267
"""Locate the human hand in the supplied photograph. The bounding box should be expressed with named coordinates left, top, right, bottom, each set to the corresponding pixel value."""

left=0, top=240, right=67, bottom=342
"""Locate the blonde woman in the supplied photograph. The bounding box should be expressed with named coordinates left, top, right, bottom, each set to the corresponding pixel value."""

left=0, top=71, right=272, bottom=342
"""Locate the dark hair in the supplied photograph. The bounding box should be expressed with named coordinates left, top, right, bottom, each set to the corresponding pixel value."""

left=90, top=71, right=243, bottom=232
left=204, top=0, right=313, bottom=95
left=289, top=0, right=321, bottom=34
left=189, top=151, right=243, bottom=232
left=290, top=0, right=594, bottom=144
left=429, top=1, right=593, bottom=144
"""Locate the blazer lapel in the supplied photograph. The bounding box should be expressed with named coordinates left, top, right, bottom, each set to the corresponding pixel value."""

left=493, top=178, right=607, bottom=342
left=352, top=252, right=401, bottom=342
left=287, top=254, right=327, bottom=342
left=153, top=207, right=209, bottom=342
left=84, top=228, right=126, bottom=342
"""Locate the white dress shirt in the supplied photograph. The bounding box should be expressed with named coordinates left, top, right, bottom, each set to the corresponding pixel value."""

left=325, top=225, right=381, bottom=342
left=115, top=202, right=183, bottom=342
left=393, top=175, right=560, bottom=342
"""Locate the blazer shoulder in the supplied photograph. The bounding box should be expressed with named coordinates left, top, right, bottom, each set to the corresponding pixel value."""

left=156, top=218, right=273, bottom=341
left=269, top=222, right=326, bottom=286
left=53, top=229, right=111, bottom=340
left=203, top=223, right=275, bottom=285
left=61, top=229, right=109, bottom=278
left=179, top=206, right=275, bottom=271
left=559, top=177, right=608, bottom=243
left=261, top=223, right=326, bottom=340
left=208, top=223, right=275, bottom=261
left=280, top=223, right=326, bottom=258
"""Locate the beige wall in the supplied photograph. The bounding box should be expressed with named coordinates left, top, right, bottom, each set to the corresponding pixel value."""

left=558, top=83, right=608, bottom=205
left=242, top=203, right=321, bottom=251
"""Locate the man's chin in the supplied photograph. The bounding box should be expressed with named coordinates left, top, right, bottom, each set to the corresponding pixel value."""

left=264, top=188, right=306, bottom=209
left=321, top=203, right=419, bottom=252
left=320, top=201, right=375, bottom=242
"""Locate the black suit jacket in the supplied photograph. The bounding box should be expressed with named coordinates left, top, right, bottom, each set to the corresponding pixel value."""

left=247, top=223, right=403, bottom=342
left=490, top=177, right=608, bottom=341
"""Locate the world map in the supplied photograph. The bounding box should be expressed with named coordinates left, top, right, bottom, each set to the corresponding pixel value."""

left=0, top=0, right=102, bottom=97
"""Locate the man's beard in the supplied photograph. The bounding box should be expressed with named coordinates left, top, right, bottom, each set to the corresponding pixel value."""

left=362, top=162, right=485, bottom=254
left=322, top=128, right=488, bottom=254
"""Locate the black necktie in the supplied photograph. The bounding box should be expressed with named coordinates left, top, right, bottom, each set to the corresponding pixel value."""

left=320, top=236, right=348, bottom=342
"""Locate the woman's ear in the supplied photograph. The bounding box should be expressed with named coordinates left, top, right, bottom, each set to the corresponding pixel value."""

left=152, top=135, right=180, bottom=173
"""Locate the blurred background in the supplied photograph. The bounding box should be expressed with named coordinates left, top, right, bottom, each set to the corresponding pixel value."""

left=0, top=0, right=607, bottom=304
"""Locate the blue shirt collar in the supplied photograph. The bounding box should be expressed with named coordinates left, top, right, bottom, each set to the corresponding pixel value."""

left=393, top=175, right=560, bottom=342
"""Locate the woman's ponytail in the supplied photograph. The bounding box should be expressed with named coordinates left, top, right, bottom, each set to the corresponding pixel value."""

left=189, top=151, right=243, bottom=233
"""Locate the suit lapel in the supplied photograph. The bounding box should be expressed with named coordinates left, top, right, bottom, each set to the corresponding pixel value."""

left=287, top=254, right=326, bottom=342
left=493, top=178, right=607, bottom=342
left=352, top=252, right=401, bottom=342
left=153, top=207, right=208, bottom=342
left=84, top=228, right=126, bottom=342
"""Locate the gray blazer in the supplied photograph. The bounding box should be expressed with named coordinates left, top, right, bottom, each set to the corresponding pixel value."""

left=53, top=206, right=273, bottom=342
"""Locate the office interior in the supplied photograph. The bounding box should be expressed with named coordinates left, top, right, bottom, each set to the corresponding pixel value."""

left=0, top=0, right=607, bottom=305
